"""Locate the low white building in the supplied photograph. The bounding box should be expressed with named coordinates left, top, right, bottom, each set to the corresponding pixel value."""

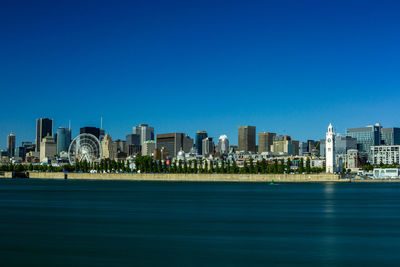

left=371, top=145, right=400, bottom=165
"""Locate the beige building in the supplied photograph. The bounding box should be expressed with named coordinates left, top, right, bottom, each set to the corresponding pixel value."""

left=258, top=132, right=276, bottom=153
left=271, top=135, right=294, bottom=155
left=40, top=136, right=57, bottom=162
left=142, top=140, right=156, bottom=156
left=101, top=134, right=115, bottom=160
left=238, top=126, right=256, bottom=153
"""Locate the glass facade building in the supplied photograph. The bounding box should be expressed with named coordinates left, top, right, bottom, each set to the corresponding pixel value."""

left=57, top=127, right=71, bottom=154
left=195, top=131, right=208, bottom=155
left=345, top=125, right=381, bottom=161
left=381, top=128, right=400, bottom=146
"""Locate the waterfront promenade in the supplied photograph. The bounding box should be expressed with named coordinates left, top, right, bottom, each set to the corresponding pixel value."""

left=1, top=171, right=344, bottom=182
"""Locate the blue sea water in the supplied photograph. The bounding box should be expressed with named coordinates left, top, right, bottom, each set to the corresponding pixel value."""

left=1, top=179, right=400, bottom=266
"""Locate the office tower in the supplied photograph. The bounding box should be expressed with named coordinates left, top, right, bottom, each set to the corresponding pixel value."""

left=202, top=137, right=214, bottom=156
left=101, top=134, right=114, bottom=160
left=7, top=132, right=16, bottom=158
left=381, top=128, right=400, bottom=145
left=238, top=126, right=256, bottom=153
left=133, top=124, right=155, bottom=146
left=14, top=147, right=26, bottom=161
left=156, top=133, right=194, bottom=157
left=142, top=140, right=156, bottom=156
left=258, top=132, right=276, bottom=153
left=299, top=142, right=308, bottom=156
left=40, top=136, right=57, bottom=162
left=345, top=124, right=381, bottom=161
left=271, top=135, right=294, bottom=155
left=114, top=139, right=126, bottom=153
left=35, top=118, right=53, bottom=152
left=292, top=140, right=300, bottom=156
left=80, top=127, right=100, bottom=140
left=217, top=135, right=229, bottom=155
left=56, top=127, right=72, bottom=154
left=126, top=134, right=141, bottom=155
left=195, top=131, right=208, bottom=155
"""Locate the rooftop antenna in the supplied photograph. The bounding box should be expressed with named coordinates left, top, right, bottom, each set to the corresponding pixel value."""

left=68, top=120, right=71, bottom=131
left=101, top=116, right=103, bottom=129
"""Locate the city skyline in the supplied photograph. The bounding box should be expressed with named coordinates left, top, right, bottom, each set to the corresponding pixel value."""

left=2, top=117, right=400, bottom=150
left=1, top=1, right=400, bottom=148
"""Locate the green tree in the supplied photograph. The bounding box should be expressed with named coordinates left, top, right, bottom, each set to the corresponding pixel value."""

left=306, top=158, right=311, bottom=173
left=299, top=158, right=305, bottom=173
left=286, top=158, right=292, bottom=173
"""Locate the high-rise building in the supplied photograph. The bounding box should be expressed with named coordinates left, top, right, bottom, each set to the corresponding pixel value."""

left=299, top=142, right=309, bottom=156
left=202, top=137, right=214, bottom=156
left=156, top=133, right=194, bottom=158
left=7, top=132, right=16, bottom=158
left=142, top=140, right=156, bottom=156
left=40, top=136, right=57, bottom=162
left=80, top=127, right=100, bottom=140
left=56, top=127, right=71, bottom=154
left=133, top=124, right=154, bottom=146
left=217, top=135, right=229, bottom=155
left=258, top=132, right=276, bottom=153
left=326, top=124, right=336, bottom=173
left=35, top=118, right=53, bottom=152
left=271, top=135, right=294, bottom=155
left=14, top=147, right=26, bottom=161
left=114, top=139, right=126, bottom=153
left=101, top=134, right=114, bottom=160
left=126, top=134, right=141, bottom=155
left=238, top=126, right=256, bottom=153
left=381, top=128, right=400, bottom=146
left=195, top=131, right=208, bottom=155
left=345, top=124, right=381, bottom=161
left=292, top=140, right=300, bottom=156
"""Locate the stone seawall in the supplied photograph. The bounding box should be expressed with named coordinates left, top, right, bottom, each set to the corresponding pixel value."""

left=26, top=172, right=345, bottom=182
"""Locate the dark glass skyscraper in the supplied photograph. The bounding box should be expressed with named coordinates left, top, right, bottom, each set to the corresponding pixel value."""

left=381, top=128, right=400, bottom=145
left=57, top=127, right=72, bottom=154
left=35, top=118, right=53, bottom=152
left=195, top=131, right=208, bottom=155
left=80, top=127, right=100, bottom=140
left=345, top=124, right=381, bottom=161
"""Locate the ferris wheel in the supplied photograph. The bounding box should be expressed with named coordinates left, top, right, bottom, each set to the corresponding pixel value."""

left=68, top=133, right=102, bottom=165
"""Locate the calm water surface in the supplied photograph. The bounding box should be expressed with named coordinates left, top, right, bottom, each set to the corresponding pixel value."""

left=1, top=179, right=400, bottom=266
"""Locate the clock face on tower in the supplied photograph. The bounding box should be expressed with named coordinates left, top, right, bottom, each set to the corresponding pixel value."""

left=327, top=138, right=332, bottom=143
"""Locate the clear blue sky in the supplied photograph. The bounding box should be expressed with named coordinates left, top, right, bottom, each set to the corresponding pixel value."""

left=1, top=0, right=400, bottom=148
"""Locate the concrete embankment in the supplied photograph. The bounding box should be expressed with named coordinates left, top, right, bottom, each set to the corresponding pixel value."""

left=25, top=172, right=346, bottom=182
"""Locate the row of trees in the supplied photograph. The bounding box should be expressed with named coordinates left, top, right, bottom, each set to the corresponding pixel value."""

left=0, top=157, right=324, bottom=174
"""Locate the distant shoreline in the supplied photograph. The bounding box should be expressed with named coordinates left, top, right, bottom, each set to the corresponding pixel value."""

left=2, top=171, right=399, bottom=183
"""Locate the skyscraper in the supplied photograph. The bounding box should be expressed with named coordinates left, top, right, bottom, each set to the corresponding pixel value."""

left=133, top=124, right=155, bottom=146
left=217, top=135, right=229, bottom=155
left=258, top=132, right=276, bottom=153
left=35, top=118, right=53, bottom=152
left=195, top=131, right=208, bottom=155
left=381, top=128, right=400, bottom=145
left=238, top=126, right=256, bottom=153
left=56, top=127, right=72, bottom=154
left=202, top=137, right=214, bottom=156
left=345, top=124, right=381, bottom=161
left=156, top=133, right=194, bottom=157
left=80, top=127, right=100, bottom=140
left=7, top=132, right=16, bottom=158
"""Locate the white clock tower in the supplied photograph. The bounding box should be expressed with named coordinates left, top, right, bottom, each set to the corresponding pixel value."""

left=326, top=123, right=336, bottom=173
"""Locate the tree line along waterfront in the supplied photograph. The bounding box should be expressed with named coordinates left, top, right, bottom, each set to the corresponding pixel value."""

left=0, top=156, right=328, bottom=174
